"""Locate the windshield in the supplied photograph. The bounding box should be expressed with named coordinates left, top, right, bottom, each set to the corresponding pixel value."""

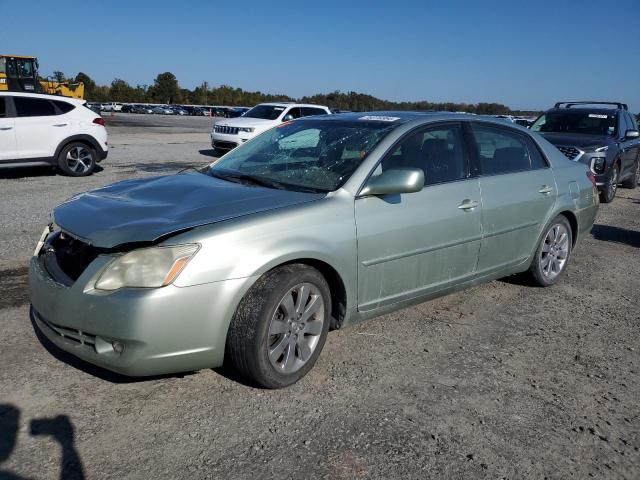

left=244, top=105, right=287, bottom=120
left=531, top=111, right=617, bottom=136
left=208, top=120, right=395, bottom=192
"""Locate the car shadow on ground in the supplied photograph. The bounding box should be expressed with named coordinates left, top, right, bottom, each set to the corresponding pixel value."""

left=0, top=404, right=85, bottom=480
left=0, top=165, right=104, bottom=179
left=591, top=223, right=640, bottom=248
left=198, top=149, right=219, bottom=158
left=115, top=162, right=206, bottom=174
left=30, top=314, right=193, bottom=384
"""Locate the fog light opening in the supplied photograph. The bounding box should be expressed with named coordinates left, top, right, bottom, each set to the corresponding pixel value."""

left=112, top=341, right=125, bottom=354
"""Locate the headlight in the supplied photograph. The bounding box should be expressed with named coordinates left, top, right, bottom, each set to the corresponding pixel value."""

left=238, top=127, right=255, bottom=133
left=594, top=145, right=608, bottom=152
left=94, top=244, right=199, bottom=291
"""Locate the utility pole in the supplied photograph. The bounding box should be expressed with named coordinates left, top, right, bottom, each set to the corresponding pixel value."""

left=203, top=81, right=208, bottom=105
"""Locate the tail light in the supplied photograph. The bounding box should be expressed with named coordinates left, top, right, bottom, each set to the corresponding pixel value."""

left=93, top=117, right=105, bottom=126
left=586, top=171, right=597, bottom=188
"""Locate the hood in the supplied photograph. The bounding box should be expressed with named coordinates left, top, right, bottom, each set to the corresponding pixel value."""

left=539, top=132, right=613, bottom=150
left=216, top=116, right=280, bottom=129
left=53, top=172, right=324, bottom=248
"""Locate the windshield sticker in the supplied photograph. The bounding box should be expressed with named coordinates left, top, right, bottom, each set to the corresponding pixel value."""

left=358, top=115, right=400, bottom=122
left=589, top=114, right=608, bottom=119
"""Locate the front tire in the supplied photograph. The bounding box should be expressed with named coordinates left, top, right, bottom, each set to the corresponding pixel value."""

left=621, top=160, right=639, bottom=189
left=57, top=142, right=96, bottom=177
left=599, top=164, right=619, bottom=203
left=527, top=215, right=572, bottom=287
left=226, top=264, right=331, bottom=388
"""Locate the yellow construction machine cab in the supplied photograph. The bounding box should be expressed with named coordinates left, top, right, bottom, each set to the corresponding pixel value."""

left=0, top=55, right=84, bottom=99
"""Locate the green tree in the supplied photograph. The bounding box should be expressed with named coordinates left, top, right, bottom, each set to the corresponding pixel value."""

left=149, top=72, right=181, bottom=104
left=52, top=71, right=67, bottom=83
left=74, top=72, right=97, bottom=99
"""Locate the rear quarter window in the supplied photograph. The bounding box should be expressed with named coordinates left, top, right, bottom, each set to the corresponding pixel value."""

left=0, top=97, right=6, bottom=118
left=53, top=100, right=75, bottom=114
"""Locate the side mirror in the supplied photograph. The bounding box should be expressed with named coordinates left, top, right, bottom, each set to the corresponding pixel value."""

left=282, top=114, right=294, bottom=122
left=360, top=168, right=424, bottom=196
left=624, top=129, right=639, bottom=140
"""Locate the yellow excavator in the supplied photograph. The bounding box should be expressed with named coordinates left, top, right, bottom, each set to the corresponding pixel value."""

left=0, top=54, right=84, bottom=99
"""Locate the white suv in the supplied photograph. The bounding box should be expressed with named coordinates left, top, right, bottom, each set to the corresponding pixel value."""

left=210, top=102, right=330, bottom=154
left=0, top=92, right=108, bottom=176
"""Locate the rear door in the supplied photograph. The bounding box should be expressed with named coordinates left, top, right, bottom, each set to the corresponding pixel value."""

left=13, top=96, right=69, bottom=159
left=355, top=122, right=482, bottom=311
left=469, top=123, right=556, bottom=272
left=0, top=96, right=17, bottom=160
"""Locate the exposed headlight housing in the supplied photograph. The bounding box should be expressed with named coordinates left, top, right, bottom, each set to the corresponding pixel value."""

left=238, top=127, right=255, bottom=133
left=591, top=157, right=606, bottom=174
left=94, top=244, right=199, bottom=291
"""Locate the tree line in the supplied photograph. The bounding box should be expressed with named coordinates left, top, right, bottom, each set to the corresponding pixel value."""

left=53, top=70, right=543, bottom=115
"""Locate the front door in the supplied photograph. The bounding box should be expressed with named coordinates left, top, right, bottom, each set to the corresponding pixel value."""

left=469, top=123, right=557, bottom=272
left=355, top=123, right=482, bottom=311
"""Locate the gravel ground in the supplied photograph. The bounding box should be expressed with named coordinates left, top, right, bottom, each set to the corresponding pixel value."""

left=1, top=115, right=639, bottom=479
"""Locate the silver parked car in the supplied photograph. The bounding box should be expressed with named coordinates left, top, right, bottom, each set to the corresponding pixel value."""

left=29, top=112, right=599, bottom=388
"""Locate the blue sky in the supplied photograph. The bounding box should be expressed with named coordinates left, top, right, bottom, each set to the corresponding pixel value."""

left=4, top=0, right=639, bottom=111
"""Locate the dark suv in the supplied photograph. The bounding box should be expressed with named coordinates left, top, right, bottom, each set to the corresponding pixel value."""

left=531, top=102, right=640, bottom=202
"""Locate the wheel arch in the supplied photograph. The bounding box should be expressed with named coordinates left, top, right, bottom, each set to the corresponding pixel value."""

left=261, top=258, right=348, bottom=330
left=53, top=135, right=100, bottom=160
left=557, top=210, right=578, bottom=247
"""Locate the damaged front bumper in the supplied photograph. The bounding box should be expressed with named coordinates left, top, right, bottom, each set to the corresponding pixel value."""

left=28, top=233, right=255, bottom=377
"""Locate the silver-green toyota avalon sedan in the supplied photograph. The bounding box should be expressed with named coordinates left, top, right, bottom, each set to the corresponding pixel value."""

left=29, top=112, right=599, bottom=388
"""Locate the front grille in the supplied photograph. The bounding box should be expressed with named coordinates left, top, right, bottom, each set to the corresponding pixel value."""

left=43, top=232, right=101, bottom=282
left=214, top=125, right=239, bottom=135
left=557, top=146, right=581, bottom=160
left=34, top=309, right=96, bottom=347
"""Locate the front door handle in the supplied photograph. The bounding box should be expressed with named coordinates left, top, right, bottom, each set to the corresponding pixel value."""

left=0, top=126, right=13, bottom=130
left=458, top=199, right=479, bottom=211
left=539, top=185, right=553, bottom=195
left=53, top=123, right=68, bottom=127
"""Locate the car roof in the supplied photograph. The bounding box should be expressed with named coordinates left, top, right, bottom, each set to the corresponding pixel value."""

left=257, top=102, right=330, bottom=109
left=0, top=91, right=83, bottom=104
left=546, top=107, right=618, bottom=115
left=308, top=110, right=492, bottom=125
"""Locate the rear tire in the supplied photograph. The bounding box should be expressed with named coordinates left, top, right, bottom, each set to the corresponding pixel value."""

left=527, top=215, right=572, bottom=287
left=599, top=164, right=619, bottom=203
left=226, top=264, right=331, bottom=388
left=57, top=142, right=96, bottom=177
left=621, top=160, right=639, bottom=189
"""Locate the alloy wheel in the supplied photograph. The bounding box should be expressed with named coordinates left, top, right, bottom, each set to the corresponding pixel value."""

left=539, top=223, right=570, bottom=280
left=66, top=146, right=93, bottom=174
left=267, top=282, right=325, bottom=374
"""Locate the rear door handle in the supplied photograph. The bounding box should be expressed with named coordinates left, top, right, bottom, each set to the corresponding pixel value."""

left=0, top=126, right=13, bottom=130
left=458, top=199, right=479, bottom=211
left=53, top=123, right=68, bottom=127
left=539, top=185, right=553, bottom=195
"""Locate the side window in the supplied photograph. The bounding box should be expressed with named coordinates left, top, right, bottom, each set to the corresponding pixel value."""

left=0, top=98, right=6, bottom=118
left=14, top=97, right=56, bottom=117
left=470, top=125, right=532, bottom=175
left=629, top=113, right=639, bottom=131
left=301, top=107, right=327, bottom=117
left=618, top=113, right=629, bottom=136
left=53, top=100, right=75, bottom=114
left=285, top=107, right=301, bottom=120
left=381, top=124, right=467, bottom=186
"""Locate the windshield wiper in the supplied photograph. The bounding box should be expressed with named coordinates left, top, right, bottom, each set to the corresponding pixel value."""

left=210, top=170, right=287, bottom=190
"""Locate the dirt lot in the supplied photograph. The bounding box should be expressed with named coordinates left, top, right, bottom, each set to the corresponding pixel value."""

left=1, top=114, right=639, bottom=479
